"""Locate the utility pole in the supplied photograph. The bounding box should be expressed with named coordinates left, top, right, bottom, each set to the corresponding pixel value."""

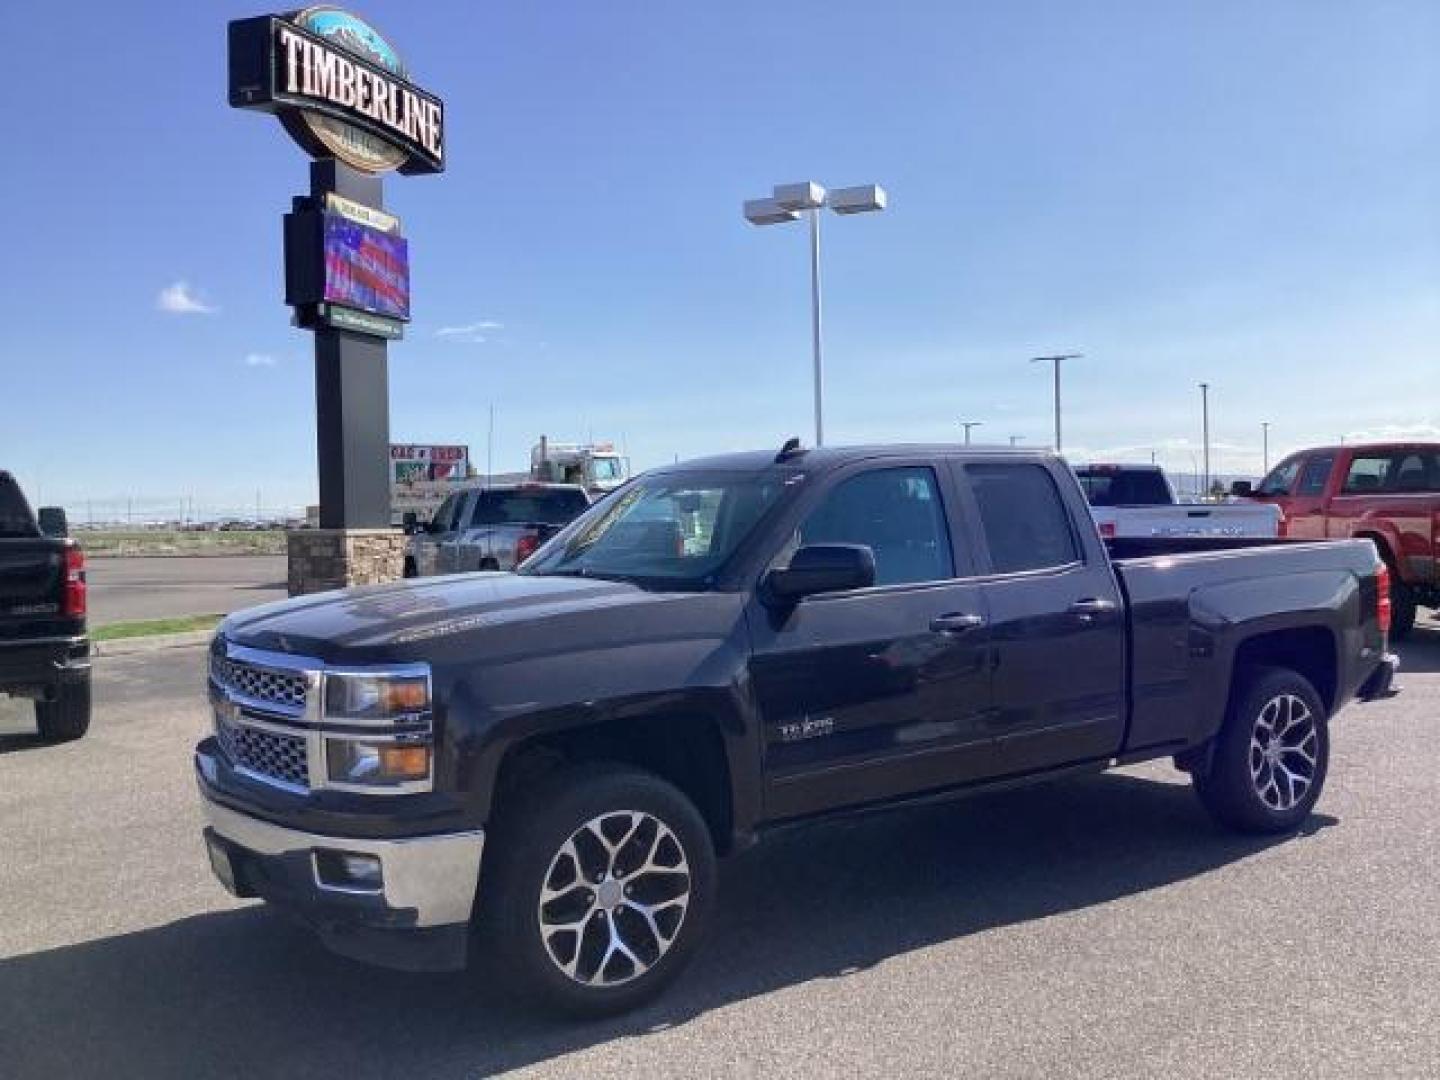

left=1261, top=422, right=1270, bottom=474
left=959, top=420, right=983, bottom=445
left=1199, top=382, right=1211, bottom=499
left=1030, top=354, right=1082, bottom=453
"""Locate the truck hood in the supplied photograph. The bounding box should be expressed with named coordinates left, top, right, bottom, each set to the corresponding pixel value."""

left=221, top=572, right=694, bottom=659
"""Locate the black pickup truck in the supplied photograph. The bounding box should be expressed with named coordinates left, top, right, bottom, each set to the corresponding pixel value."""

left=195, top=444, right=1396, bottom=1016
left=0, top=472, right=90, bottom=742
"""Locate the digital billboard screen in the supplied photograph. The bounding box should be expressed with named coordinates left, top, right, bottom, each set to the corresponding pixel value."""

left=323, top=213, right=410, bottom=321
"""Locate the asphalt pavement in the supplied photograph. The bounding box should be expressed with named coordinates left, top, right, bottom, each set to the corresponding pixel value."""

left=1, top=635, right=1437, bottom=1078
left=86, top=555, right=287, bottom=626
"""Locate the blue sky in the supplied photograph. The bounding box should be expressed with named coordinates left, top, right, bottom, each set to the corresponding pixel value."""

left=3, top=1, right=1436, bottom=516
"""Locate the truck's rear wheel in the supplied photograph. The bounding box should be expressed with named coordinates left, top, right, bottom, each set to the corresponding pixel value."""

left=1390, top=578, right=1417, bottom=639
left=1193, top=666, right=1328, bottom=833
left=35, top=675, right=91, bottom=743
left=482, top=763, right=715, bottom=1017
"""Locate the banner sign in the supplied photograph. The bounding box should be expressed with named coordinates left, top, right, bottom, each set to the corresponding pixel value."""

left=229, top=8, right=445, bottom=176
left=391, top=444, right=469, bottom=484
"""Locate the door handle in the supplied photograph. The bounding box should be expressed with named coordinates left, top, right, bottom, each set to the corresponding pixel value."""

left=930, top=613, right=986, bottom=634
left=1068, top=597, right=1117, bottom=617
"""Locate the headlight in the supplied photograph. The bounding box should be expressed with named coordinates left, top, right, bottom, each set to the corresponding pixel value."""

left=326, top=738, right=432, bottom=786
left=324, top=671, right=430, bottom=721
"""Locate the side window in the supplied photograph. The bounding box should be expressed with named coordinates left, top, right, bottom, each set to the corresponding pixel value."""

left=1297, top=454, right=1336, bottom=497
left=431, top=494, right=460, bottom=532
left=796, top=467, right=954, bottom=587
left=965, top=464, right=1080, bottom=574
left=1343, top=455, right=1391, bottom=493
left=1390, top=452, right=1439, bottom=492
left=1256, top=456, right=1301, bottom=497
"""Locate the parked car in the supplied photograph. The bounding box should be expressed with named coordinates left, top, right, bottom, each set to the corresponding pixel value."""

left=1235, top=441, right=1440, bottom=637
left=403, top=482, right=591, bottom=577
left=0, top=471, right=90, bottom=742
left=196, top=444, right=1395, bottom=1017
left=1074, top=463, right=1283, bottom=539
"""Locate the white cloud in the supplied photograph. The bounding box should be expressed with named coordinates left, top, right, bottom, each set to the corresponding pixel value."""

left=157, top=281, right=217, bottom=315
left=436, top=320, right=503, bottom=343
left=243, top=352, right=278, bottom=367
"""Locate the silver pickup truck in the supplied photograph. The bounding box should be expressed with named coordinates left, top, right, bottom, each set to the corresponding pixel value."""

left=404, top=482, right=591, bottom=577
left=1075, top=464, right=1283, bottom=539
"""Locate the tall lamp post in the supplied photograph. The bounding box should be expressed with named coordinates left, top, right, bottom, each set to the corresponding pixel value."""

left=960, top=420, right=983, bottom=444
left=1030, top=353, right=1082, bottom=453
left=1199, top=382, right=1211, bottom=498
left=1009, top=435, right=1025, bottom=447
left=744, top=181, right=887, bottom=447
left=1261, top=421, right=1270, bottom=474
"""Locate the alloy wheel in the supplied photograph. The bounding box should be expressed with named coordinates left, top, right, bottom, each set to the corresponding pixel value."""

left=537, top=810, right=692, bottom=987
left=1248, top=693, right=1319, bottom=811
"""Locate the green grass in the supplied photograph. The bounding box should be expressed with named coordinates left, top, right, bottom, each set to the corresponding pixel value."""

left=93, top=614, right=223, bottom=642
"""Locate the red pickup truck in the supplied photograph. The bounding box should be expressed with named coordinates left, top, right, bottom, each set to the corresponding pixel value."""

left=1238, top=442, right=1440, bottom=637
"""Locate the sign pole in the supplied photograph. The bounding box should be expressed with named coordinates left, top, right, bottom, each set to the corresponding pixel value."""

left=310, top=160, right=392, bottom=529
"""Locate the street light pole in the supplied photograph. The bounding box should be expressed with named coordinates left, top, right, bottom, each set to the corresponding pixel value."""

left=1199, top=382, right=1211, bottom=498
left=744, top=181, right=887, bottom=447
left=808, top=208, right=824, bottom=447
left=1261, top=421, right=1270, bottom=474
left=960, top=420, right=983, bottom=444
left=1009, top=435, right=1024, bottom=446
left=1030, top=354, right=1081, bottom=453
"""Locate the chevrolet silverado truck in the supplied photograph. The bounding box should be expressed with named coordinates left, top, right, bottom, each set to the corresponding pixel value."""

left=1075, top=463, right=1283, bottom=539
left=0, top=472, right=90, bottom=742
left=1235, top=442, right=1440, bottom=638
left=195, top=444, right=1397, bottom=1016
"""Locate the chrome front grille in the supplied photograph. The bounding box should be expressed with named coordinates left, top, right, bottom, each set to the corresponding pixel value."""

left=211, top=653, right=309, bottom=711
left=217, top=715, right=309, bottom=791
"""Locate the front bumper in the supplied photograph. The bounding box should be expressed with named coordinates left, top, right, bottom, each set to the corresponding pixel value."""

left=1358, top=651, right=1400, bottom=702
left=197, top=777, right=484, bottom=972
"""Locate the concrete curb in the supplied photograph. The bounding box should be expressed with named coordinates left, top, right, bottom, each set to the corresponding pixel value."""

left=92, top=630, right=215, bottom=658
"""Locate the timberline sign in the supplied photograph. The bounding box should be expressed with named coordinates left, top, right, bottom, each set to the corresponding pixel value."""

left=229, top=7, right=445, bottom=176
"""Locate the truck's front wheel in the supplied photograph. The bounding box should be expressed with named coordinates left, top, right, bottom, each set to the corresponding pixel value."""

left=35, top=675, right=91, bottom=743
left=1193, top=667, right=1329, bottom=833
left=482, top=763, right=716, bottom=1017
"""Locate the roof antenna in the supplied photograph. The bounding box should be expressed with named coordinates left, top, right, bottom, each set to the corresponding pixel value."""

left=776, top=436, right=804, bottom=462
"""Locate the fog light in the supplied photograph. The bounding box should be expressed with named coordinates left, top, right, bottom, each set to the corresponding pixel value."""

left=314, top=849, right=383, bottom=891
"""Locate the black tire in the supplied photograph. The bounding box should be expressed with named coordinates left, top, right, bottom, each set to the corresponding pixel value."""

left=1390, top=577, right=1417, bottom=640
left=1193, top=666, right=1329, bottom=834
left=35, top=676, right=91, bottom=743
left=481, top=762, right=716, bottom=1018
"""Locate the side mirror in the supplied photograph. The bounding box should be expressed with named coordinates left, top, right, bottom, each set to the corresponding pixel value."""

left=765, top=544, right=876, bottom=602
left=37, top=507, right=68, bottom=538
left=1230, top=480, right=1254, bottom=498
left=402, top=512, right=420, bottom=535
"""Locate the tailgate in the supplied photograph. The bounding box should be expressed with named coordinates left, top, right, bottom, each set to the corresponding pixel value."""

left=1103, top=504, right=1281, bottom=538
left=0, top=541, right=64, bottom=630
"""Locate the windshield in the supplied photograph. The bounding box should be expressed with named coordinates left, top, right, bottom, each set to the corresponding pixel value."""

left=472, top=488, right=589, bottom=526
left=0, top=476, right=38, bottom=539
left=520, top=471, right=791, bottom=589
left=591, top=457, right=624, bottom=482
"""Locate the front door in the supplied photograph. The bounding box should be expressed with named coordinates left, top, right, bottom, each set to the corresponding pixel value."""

left=749, top=463, right=995, bottom=820
left=955, top=460, right=1127, bottom=773
left=1284, top=452, right=1337, bottom=541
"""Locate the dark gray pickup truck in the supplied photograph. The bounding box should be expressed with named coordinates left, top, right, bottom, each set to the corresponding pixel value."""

left=0, top=472, right=90, bottom=742
left=195, top=444, right=1396, bottom=1016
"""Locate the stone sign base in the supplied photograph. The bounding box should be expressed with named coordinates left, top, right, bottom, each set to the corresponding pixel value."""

left=288, top=528, right=408, bottom=596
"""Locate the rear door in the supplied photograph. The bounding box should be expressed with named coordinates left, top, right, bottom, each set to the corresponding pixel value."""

left=953, top=459, right=1127, bottom=773
left=749, top=460, right=996, bottom=819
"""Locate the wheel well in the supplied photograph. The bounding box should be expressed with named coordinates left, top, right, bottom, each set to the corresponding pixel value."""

left=492, top=715, right=735, bottom=854
left=1353, top=530, right=1394, bottom=570
left=1232, top=627, right=1338, bottom=714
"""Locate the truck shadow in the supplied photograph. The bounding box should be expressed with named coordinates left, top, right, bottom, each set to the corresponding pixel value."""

left=0, top=770, right=1334, bottom=1079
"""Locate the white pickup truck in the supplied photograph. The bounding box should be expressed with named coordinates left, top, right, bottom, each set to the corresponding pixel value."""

left=1074, top=464, right=1283, bottom=539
